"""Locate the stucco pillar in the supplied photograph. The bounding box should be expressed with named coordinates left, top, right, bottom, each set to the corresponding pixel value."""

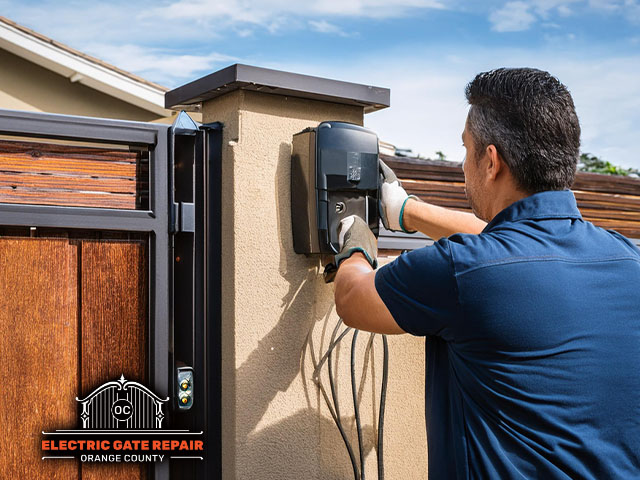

left=167, top=64, right=427, bottom=479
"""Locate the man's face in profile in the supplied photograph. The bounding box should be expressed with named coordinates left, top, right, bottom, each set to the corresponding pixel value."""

left=461, top=123, right=486, bottom=221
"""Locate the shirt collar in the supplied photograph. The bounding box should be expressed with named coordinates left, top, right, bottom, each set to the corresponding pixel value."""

left=483, top=190, right=582, bottom=233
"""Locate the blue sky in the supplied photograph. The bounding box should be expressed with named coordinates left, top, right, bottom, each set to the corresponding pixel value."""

left=2, top=0, right=639, bottom=168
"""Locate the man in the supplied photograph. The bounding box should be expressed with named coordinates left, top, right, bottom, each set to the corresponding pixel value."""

left=333, top=68, right=640, bottom=479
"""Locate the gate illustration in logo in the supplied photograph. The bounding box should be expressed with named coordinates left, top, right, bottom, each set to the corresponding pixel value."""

left=76, top=374, right=169, bottom=429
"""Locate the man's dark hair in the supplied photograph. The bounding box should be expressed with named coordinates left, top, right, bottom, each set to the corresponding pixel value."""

left=465, top=67, right=580, bottom=193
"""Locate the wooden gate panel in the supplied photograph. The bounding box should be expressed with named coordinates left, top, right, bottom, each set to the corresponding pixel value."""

left=80, top=239, right=148, bottom=480
left=0, top=139, right=148, bottom=210
left=0, top=238, right=79, bottom=479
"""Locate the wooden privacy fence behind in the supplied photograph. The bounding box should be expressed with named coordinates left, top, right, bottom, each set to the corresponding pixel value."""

left=382, top=154, right=640, bottom=239
left=0, top=139, right=148, bottom=209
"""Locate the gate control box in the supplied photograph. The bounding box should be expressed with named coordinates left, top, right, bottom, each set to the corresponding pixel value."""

left=291, top=121, right=380, bottom=255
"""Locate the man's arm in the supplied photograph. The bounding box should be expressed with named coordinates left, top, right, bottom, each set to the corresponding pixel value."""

left=379, top=159, right=486, bottom=239
left=334, top=252, right=405, bottom=334
left=402, top=197, right=487, bottom=239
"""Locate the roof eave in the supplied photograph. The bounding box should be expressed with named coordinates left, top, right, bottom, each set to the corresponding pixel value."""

left=0, top=19, right=171, bottom=117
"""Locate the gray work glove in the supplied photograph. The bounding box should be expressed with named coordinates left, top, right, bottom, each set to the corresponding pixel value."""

left=335, top=215, right=377, bottom=269
left=379, top=159, right=418, bottom=233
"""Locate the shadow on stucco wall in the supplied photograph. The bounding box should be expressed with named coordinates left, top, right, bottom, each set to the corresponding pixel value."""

left=233, top=142, right=378, bottom=478
left=240, top=410, right=376, bottom=479
left=234, top=142, right=321, bottom=438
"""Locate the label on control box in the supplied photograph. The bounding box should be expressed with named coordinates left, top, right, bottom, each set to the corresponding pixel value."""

left=347, top=152, right=361, bottom=182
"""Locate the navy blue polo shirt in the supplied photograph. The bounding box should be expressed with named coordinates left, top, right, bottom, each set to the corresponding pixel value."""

left=375, top=190, right=640, bottom=479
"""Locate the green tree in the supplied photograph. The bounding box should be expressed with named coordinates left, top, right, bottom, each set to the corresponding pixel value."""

left=578, top=153, right=639, bottom=177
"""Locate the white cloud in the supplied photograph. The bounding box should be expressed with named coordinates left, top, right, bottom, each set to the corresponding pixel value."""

left=236, top=28, right=255, bottom=38
left=149, top=0, right=448, bottom=29
left=530, top=0, right=581, bottom=15
left=587, top=0, right=622, bottom=11
left=626, top=0, right=640, bottom=22
left=489, top=0, right=584, bottom=31
left=488, top=0, right=640, bottom=31
left=1, top=1, right=214, bottom=46
left=556, top=3, right=574, bottom=14
left=308, top=20, right=353, bottom=37
left=490, top=2, right=537, bottom=31
left=83, top=44, right=238, bottom=87
left=588, top=0, right=640, bottom=20
left=1, top=0, right=451, bottom=52
left=298, top=0, right=448, bottom=18
left=489, top=0, right=640, bottom=31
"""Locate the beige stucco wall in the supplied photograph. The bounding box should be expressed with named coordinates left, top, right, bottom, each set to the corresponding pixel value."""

left=0, top=48, right=197, bottom=124
left=203, top=90, right=428, bottom=479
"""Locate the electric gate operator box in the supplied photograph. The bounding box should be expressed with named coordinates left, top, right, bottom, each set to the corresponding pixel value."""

left=291, top=121, right=380, bottom=255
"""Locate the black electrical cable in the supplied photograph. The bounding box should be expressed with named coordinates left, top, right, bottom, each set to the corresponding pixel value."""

left=377, top=334, right=389, bottom=480
left=313, top=319, right=390, bottom=480
left=313, top=326, right=353, bottom=381
left=308, top=325, right=358, bottom=479
left=328, top=319, right=360, bottom=480
left=351, top=329, right=366, bottom=480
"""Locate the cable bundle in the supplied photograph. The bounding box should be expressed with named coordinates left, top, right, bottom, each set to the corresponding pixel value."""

left=310, top=319, right=389, bottom=480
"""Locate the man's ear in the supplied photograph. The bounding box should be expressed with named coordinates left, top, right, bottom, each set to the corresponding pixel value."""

left=485, top=144, right=504, bottom=181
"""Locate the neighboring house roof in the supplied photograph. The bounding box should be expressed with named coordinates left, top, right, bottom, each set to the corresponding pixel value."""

left=0, top=16, right=170, bottom=116
left=378, top=154, right=640, bottom=251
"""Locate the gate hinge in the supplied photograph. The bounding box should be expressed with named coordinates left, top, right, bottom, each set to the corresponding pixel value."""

left=171, top=202, right=195, bottom=233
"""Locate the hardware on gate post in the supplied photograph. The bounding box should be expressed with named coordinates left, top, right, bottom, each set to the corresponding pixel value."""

left=177, top=366, right=194, bottom=410
left=291, top=121, right=380, bottom=260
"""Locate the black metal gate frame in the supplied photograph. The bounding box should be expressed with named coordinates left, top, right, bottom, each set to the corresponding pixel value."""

left=0, top=109, right=222, bottom=480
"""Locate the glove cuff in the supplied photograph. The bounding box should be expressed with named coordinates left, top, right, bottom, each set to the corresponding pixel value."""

left=399, top=196, right=419, bottom=234
left=335, top=247, right=377, bottom=269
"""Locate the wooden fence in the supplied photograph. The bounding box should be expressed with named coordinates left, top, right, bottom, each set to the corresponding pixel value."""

left=382, top=154, right=640, bottom=239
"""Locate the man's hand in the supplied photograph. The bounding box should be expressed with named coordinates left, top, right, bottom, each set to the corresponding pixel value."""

left=333, top=216, right=404, bottom=334
left=332, top=216, right=404, bottom=334
left=334, top=215, right=377, bottom=269
left=379, top=159, right=418, bottom=233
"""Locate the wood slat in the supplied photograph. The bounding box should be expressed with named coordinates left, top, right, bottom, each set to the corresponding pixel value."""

left=0, top=140, right=141, bottom=161
left=605, top=227, right=640, bottom=237
left=414, top=196, right=471, bottom=209
left=396, top=170, right=463, bottom=183
left=572, top=172, right=640, bottom=196
left=81, top=239, right=148, bottom=480
left=0, top=187, right=136, bottom=209
left=414, top=191, right=469, bottom=201
left=573, top=193, right=640, bottom=211
left=582, top=217, right=640, bottom=228
left=0, top=238, right=79, bottom=479
left=0, top=155, right=137, bottom=178
left=400, top=179, right=467, bottom=193
left=0, top=172, right=136, bottom=194
left=579, top=208, right=640, bottom=222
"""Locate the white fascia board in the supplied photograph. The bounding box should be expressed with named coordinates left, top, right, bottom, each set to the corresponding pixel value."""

left=0, top=22, right=170, bottom=117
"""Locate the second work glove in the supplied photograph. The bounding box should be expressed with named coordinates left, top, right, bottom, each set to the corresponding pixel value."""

left=334, top=215, right=378, bottom=270
left=379, top=159, right=418, bottom=233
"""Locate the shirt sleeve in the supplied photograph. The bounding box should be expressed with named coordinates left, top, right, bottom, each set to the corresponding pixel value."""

left=374, top=237, right=460, bottom=338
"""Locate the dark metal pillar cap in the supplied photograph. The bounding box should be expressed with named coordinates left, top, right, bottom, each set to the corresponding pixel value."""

left=165, top=64, right=390, bottom=113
